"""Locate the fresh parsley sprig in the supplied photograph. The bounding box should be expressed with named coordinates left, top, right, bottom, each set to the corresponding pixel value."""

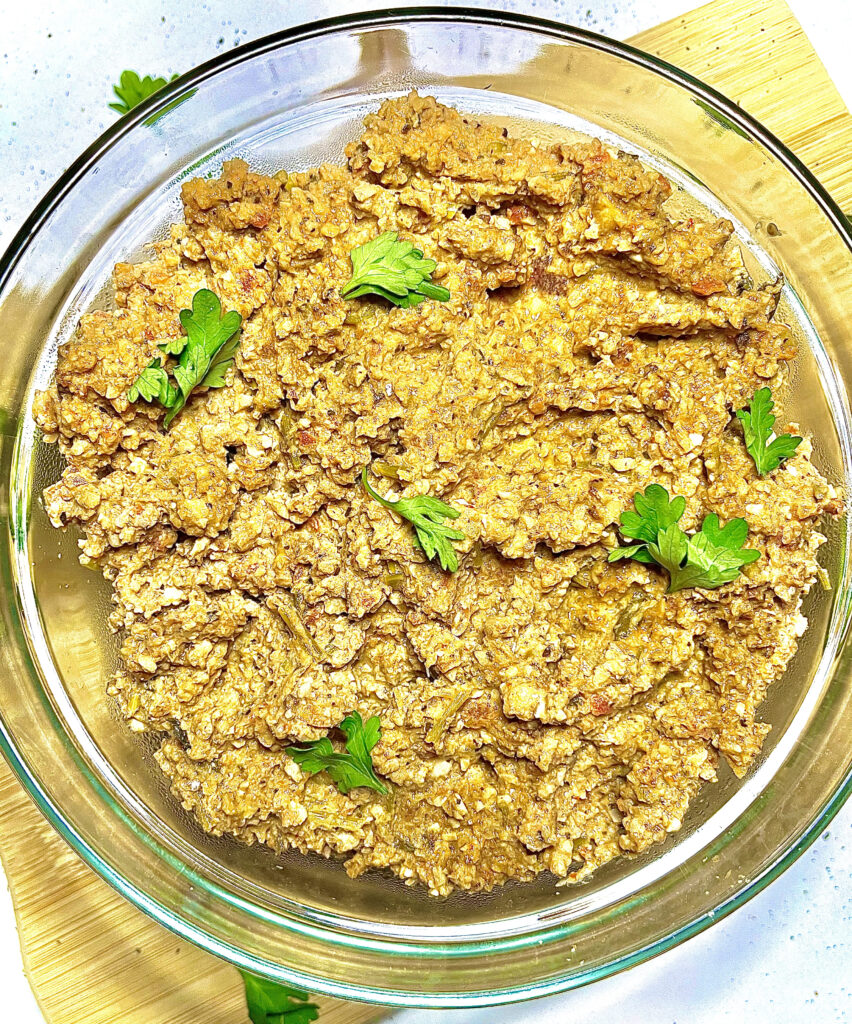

left=109, top=70, right=178, bottom=115
left=361, top=465, right=464, bottom=572
left=610, top=484, right=759, bottom=593
left=127, top=359, right=177, bottom=408
left=127, top=288, right=242, bottom=429
left=239, top=970, right=319, bottom=1024
left=735, top=387, right=802, bottom=475
left=287, top=711, right=387, bottom=795
left=341, top=231, right=451, bottom=308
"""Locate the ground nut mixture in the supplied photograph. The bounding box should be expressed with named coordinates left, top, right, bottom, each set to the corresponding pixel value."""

left=34, top=94, right=841, bottom=896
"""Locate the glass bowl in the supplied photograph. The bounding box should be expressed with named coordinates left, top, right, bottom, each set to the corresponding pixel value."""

left=1, top=9, right=851, bottom=1009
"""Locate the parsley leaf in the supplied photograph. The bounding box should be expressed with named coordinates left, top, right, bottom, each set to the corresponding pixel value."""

left=287, top=711, right=387, bottom=795
left=109, top=70, right=179, bottom=115
left=126, top=288, right=242, bottom=429
left=361, top=465, right=464, bottom=571
left=239, top=970, right=320, bottom=1024
left=649, top=516, right=760, bottom=592
left=127, top=358, right=177, bottom=407
left=735, top=387, right=802, bottom=475
left=617, top=483, right=686, bottom=544
left=610, top=485, right=759, bottom=593
left=341, top=231, right=451, bottom=307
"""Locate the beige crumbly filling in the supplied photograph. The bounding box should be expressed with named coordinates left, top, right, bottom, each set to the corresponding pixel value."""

left=34, top=93, right=840, bottom=896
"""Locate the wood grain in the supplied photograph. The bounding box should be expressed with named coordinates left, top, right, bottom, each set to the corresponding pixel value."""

left=1, top=1, right=850, bottom=1021
left=0, top=771, right=383, bottom=1024
left=632, top=0, right=852, bottom=209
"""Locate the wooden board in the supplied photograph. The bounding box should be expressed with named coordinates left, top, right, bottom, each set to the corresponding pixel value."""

left=635, top=0, right=852, bottom=209
left=2, top=1, right=851, bottom=1021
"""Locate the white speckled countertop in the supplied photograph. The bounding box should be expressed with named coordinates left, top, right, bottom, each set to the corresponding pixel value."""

left=1, top=2, right=850, bottom=1022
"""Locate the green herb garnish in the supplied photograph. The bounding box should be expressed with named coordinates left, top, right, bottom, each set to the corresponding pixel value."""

left=239, top=970, right=319, bottom=1024
left=735, top=387, right=802, bottom=476
left=127, top=288, right=242, bottom=429
left=109, top=70, right=179, bottom=115
left=126, top=359, right=177, bottom=408
left=610, top=484, right=759, bottom=593
left=287, top=711, right=387, bottom=795
left=361, top=465, right=464, bottom=572
left=341, top=231, right=451, bottom=307
left=691, top=98, right=752, bottom=140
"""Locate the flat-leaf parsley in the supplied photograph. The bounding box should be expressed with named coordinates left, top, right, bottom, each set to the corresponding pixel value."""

left=109, top=70, right=178, bottom=115
left=610, top=483, right=759, bottom=593
left=341, top=231, right=450, bottom=307
left=126, top=359, right=177, bottom=409
left=735, top=387, right=802, bottom=475
left=239, top=970, right=320, bottom=1024
left=287, top=711, right=387, bottom=795
left=361, top=465, right=464, bottom=571
left=127, top=288, right=242, bottom=429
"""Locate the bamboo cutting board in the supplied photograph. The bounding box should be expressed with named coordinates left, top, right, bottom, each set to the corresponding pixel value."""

left=2, top=1, right=851, bottom=1021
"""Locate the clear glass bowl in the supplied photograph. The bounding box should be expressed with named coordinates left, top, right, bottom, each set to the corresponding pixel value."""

left=1, top=9, right=851, bottom=1009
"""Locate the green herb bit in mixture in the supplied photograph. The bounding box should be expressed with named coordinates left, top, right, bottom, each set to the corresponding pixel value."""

left=287, top=711, right=387, bottom=795
left=109, top=69, right=179, bottom=115
left=341, top=231, right=451, bottom=308
left=126, top=359, right=177, bottom=408
left=239, top=970, right=320, bottom=1024
left=127, top=288, right=242, bottom=429
left=361, top=465, right=464, bottom=572
left=610, top=483, right=759, bottom=593
left=735, top=386, right=802, bottom=475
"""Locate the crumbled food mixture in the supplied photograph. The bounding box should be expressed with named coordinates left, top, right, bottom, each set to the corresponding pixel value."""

left=34, top=94, right=841, bottom=896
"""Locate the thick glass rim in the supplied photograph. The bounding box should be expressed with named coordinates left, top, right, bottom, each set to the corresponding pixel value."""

left=2, top=7, right=852, bottom=1007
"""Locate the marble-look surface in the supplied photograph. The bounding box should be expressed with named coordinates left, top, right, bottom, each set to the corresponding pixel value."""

left=1, top=2, right=850, bottom=1022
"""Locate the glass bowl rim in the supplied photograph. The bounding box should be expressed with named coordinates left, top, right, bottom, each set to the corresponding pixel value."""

left=2, top=5, right=852, bottom=1007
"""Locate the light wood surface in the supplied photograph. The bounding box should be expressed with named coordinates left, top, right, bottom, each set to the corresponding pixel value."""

left=2, top=1, right=850, bottom=1021
left=0, top=754, right=384, bottom=1024
left=634, top=0, right=852, bottom=208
